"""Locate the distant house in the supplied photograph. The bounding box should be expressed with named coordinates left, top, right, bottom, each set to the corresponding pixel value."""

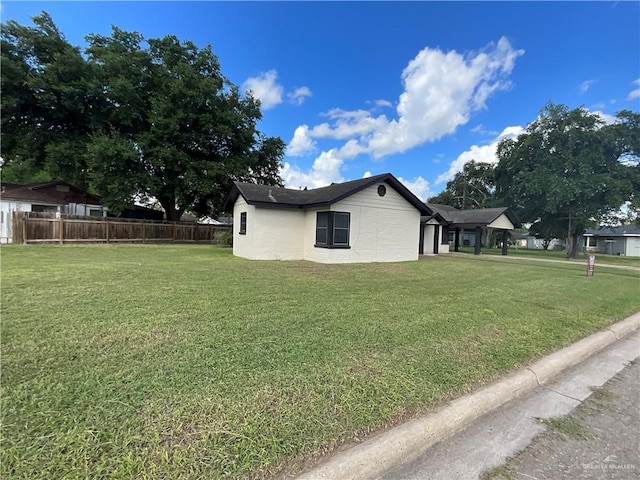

left=1, top=181, right=106, bottom=243
left=583, top=225, right=640, bottom=257
left=224, top=173, right=445, bottom=263
left=510, top=232, right=566, bottom=250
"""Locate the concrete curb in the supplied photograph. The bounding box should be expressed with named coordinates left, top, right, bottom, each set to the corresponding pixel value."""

left=296, top=311, right=640, bottom=480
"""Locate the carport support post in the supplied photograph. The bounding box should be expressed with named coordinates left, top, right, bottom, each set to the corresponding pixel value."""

left=474, top=227, right=482, bottom=255
left=454, top=228, right=460, bottom=252
left=502, top=230, right=509, bottom=256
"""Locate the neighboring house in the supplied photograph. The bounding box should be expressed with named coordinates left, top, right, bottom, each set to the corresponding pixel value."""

left=1, top=181, right=106, bottom=243
left=583, top=225, right=640, bottom=257
left=224, top=173, right=447, bottom=263
left=426, top=203, right=520, bottom=254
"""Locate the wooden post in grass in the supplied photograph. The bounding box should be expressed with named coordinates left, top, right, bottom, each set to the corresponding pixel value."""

left=474, top=227, right=482, bottom=255
left=22, top=212, right=28, bottom=244
left=59, top=214, right=64, bottom=245
left=502, top=230, right=509, bottom=256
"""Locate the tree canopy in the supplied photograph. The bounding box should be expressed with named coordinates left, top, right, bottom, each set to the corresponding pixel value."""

left=427, top=160, right=496, bottom=209
left=494, top=103, right=637, bottom=257
left=1, top=12, right=285, bottom=220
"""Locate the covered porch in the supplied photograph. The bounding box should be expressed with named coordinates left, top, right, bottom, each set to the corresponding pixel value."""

left=424, top=204, right=521, bottom=256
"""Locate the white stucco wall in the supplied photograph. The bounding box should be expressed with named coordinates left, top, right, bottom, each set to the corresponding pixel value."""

left=232, top=196, right=306, bottom=260
left=422, top=218, right=447, bottom=255
left=1, top=200, right=33, bottom=243
left=624, top=237, right=640, bottom=257
left=304, top=182, right=421, bottom=263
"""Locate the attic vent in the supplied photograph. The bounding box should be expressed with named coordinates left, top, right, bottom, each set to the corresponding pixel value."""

left=56, top=185, right=70, bottom=192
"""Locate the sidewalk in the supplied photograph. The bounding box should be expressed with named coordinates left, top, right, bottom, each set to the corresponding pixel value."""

left=448, top=252, right=640, bottom=271
left=295, top=313, right=640, bottom=480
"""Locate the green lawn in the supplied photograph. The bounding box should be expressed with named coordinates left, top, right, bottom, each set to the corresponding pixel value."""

left=1, top=245, right=639, bottom=479
left=457, top=246, right=640, bottom=268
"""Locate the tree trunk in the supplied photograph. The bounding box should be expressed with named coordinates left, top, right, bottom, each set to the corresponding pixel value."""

left=567, top=233, right=580, bottom=258
left=159, top=196, right=184, bottom=222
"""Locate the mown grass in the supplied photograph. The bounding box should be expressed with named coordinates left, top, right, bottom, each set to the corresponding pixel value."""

left=1, top=245, right=639, bottom=479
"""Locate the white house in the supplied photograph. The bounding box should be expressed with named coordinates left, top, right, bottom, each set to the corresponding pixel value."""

left=224, top=173, right=449, bottom=263
left=1, top=181, right=107, bottom=243
left=583, top=226, right=640, bottom=257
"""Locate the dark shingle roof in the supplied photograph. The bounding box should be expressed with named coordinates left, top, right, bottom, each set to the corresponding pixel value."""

left=1, top=181, right=102, bottom=205
left=584, top=225, right=640, bottom=236
left=224, top=173, right=429, bottom=214
left=425, top=203, right=521, bottom=228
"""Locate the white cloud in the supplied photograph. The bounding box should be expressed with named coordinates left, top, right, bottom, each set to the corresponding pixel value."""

left=627, top=89, right=640, bottom=101
left=284, top=37, right=524, bottom=188
left=580, top=79, right=598, bottom=94
left=280, top=149, right=344, bottom=189
left=286, top=125, right=316, bottom=157
left=242, top=70, right=283, bottom=110
left=593, top=110, right=617, bottom=125
left=286, top=37, right=523, bottom=180
left=374, top=99, right=393, bottom=108
left=398, top=176, right=431, bottom=201
left=627, top=78, right=640, bottom=101
left=435, top=125, right=524, bottom=184
left=362, top=171, right=373, bottom=178
left=288, top=86, right=313, bottom=105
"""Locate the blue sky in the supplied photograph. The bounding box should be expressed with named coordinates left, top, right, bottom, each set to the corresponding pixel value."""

left=2, top=1, right=639, bottom=200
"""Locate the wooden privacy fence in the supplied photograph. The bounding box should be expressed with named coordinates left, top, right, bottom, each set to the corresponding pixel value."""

left=11, top=211, right=232, bottom=245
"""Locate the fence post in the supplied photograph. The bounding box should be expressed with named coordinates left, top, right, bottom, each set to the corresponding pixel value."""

left=142, top=222, right=146, bottom=244
left=194, top=223, right=198, bottom=242
left=22, top=212, right=28, bottom=244
left=173, top=222, right=177, bottom=242
left=106, top=219, right=110, bottom=243
left=59, top=215, right=64, bottom=244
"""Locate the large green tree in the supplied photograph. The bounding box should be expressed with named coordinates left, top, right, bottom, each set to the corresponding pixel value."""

left=1, top=13, right=102, bottom=188
left=1, top=13, right=285, bottom=220
left=495, top=103, right=637, bottom=258
left=427, top=160, right=497, bottom=209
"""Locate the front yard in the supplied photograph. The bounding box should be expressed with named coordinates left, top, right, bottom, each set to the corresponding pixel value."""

left=1, top=245, right=638, bottom=479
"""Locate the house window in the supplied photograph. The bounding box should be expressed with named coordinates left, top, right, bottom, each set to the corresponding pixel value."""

left=89, top=209, right=103, bottom=217
left=239, top=212, right=247, bottom=235
left=31, top=204, right=58, bottom=213
left=315, top=211, right=350, bottom=248
left=584, top=236, right=597, bottom=247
